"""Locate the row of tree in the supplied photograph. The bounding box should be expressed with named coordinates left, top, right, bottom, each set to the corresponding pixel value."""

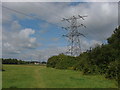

left=2, top=58, right=28, bottom=64
left=47, top=26, right=120, bottom=84
left=2, top=58, right=47, bottom=64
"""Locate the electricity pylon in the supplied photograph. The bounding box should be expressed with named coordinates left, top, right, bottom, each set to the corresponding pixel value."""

left=61, top=15, right=87, bottom=56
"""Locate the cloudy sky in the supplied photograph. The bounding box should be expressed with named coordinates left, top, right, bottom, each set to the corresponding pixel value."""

left=1, top=1, right=118, bottom=61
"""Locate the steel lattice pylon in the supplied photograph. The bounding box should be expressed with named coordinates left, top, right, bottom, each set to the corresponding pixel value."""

left=62, top=15, right=87, bottom=56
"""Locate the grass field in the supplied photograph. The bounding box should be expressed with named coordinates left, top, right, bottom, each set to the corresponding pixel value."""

left=2, top=65, right=118, bottom=88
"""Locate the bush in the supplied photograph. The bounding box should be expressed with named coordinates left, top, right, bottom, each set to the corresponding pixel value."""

left=47, top=56, right=59, bottom=68
left=105, top=60, right=119, bottom=81
left=56, top=55, right=76, bottom=69
left=47, top=54, right=77, bottom=69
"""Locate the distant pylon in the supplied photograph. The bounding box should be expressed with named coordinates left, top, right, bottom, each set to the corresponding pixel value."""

left=61, top=15, right=87, bottom=56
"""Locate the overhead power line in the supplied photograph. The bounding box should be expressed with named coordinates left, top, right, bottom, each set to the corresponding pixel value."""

left=1, top=3, right=60, bottom=27
left=2, top=5, right=40, bottom=20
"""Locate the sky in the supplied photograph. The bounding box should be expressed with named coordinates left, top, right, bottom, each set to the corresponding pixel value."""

left=1, top=1, right=118, bottom=61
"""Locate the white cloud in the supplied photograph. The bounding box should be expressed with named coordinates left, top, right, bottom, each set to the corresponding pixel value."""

left=11, top=21, right=21, bottom=31
left=1, top=0, right=119, bottom=2
left=0, top=4, right=2, bottom=58
left=2, top=2, right=118, bottom=61
left=19, top=28, right=35, bottom=38
left=2, top=21, right=39, bottom=56
left=1, top=0, right=74, bottom=2
left=80, top=0, right=119, bottom=2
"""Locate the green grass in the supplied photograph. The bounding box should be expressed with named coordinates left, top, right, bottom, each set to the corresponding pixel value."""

left=2, top=65, right=118, bottom=88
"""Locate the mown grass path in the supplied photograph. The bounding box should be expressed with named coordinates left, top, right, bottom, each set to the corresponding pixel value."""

left=2, top=65, right=117, bottom=88
left=32, top=66, right=45, bottom=88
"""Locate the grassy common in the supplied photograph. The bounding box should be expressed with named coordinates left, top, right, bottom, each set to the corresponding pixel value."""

left=2, top=65, right=117, bottom=88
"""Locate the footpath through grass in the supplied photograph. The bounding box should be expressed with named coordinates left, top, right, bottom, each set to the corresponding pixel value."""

left=2, top=65, right=118, bottom=88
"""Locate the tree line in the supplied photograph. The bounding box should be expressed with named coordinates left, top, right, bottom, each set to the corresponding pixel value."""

left=2, top=58, right=27, bottom=64
left=47, top=26, right=120, bottom=84
left=1, top=58, right=47, bottom=64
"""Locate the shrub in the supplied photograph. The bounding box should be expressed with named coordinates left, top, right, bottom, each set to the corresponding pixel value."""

left=47, top=54, right=77, bottom=69
left=105, top=60, right=119, bottom=81
left=47, top=56, right=59, bottom=68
